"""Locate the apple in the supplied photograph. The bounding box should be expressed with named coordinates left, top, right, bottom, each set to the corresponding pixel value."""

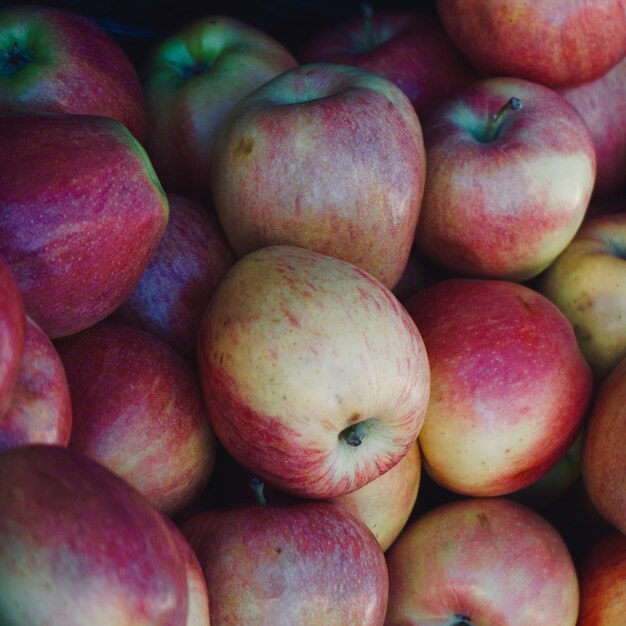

left=111, top=193, right=236, bottom=362
left=0, top=112, right=169, bottom=338
left=0, top=4, right=146, bottom=141
left=415, top=76, right=596, bottom=282
left=197, top=245, right=430, bottom=499
left=0, top=315, right=71, bottom=452
left=404, top=278, right=594, bottom=497
left=539, top=212, right=626, bottom=382
left=210, top=62, right=427, bottom=290
left=142, top=14, right=298, bottom=202
left=582, top=354, right=626, bottom=535
left=55, top=320, right=216, bottom=516
left=436, top=0, right=626, bottom=88
left=299, top=7, right=477, bottom=116
left=0, top=444, right=188, bottom=626
left=576, top=530, right=626, bottom=625
left=384, top=497, right=580, bottom=626
left=181, top=489, right=388, bottom=625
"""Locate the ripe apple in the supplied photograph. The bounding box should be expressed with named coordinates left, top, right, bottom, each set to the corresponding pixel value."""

left=299, top=7, right=477, bottom=116
left=143, top=14, right=297, bottom=202
left=55, top=320, right=216, bottom=516
left=0, top=315, right=71, bottom=452
left=539, top=212, right=626, bottom=381
left=0, top=4, right=146, bottom=141
left=415, top=76, right=596, bottom=281
left=0, top=112, right=169, bottom=338
left=0, top=444, right=188, bottom=626
left=197, top=245, right=431, bottom=499
left=181, top=494, right=388, bottom=625
left=111, top=193, right=236, bottom=361
left=436, top=0, right=626, bottom=88
left=384, top=497, right=580, bottom=626
left=405, top=278, right=593, bottom=497
left=210, top=62, right=427, bottom=290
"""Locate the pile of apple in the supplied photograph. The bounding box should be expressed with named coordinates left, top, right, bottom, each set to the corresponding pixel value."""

left=1, top=1, right=626, bottom=624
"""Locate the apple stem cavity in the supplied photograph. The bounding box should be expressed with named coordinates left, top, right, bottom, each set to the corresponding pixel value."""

left=0, top=40, right=31, bottom=75
left=250, top=476, right=267, bottom=507
left=171, top=60, right=211, bottom=80
left=341, top=420, right=367, bottom=447
left=482, top=96, right=522, bottom=142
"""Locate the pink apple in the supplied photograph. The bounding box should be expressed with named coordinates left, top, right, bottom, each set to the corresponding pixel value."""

left=0, top=4, right=146, bottom=140
left=143, top=14, right=297, bottom=202
left=385, top=497, right=579, bottom=626
left=197, top=245, right=430, bottom=499
left=437, top=0, right=626, bottom=88
left=55, top=320, right=216, bottom=516
left=405, top=278, right=593, bottom=497
left=210, top=62, right=426, bottom=290
left=0, top=315, right=71, bottom=452
left=415, top=77, right=596, bottom=281
left=111, top=193, right=236, bottom=361
left=0, top=112, right=169, bottom=338
left=0, top=444, right=188, bottom=625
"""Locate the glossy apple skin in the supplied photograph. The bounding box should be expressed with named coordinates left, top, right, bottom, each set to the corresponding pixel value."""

left=299, top=9, right=477, bottom=116
left=582, top=355, right=626, bottom=535
left=405, top=278, right=593, bottom=497
left=56, top=321, right=216, bottom=516
left=211, top=62, right=426, bottom=290
left=0, top=315, right=71, bottom=452
left=577, top=530, right=626, bottom=626
left=111, top=193, right=236, bottom=361
left=384, top=497, right=579, bottom=626
left=0, top=444, right=188, bottom=626
left=415, top=77, right=596, bottom=282
left=0, top=254, right=25, bottom=419
left=540, top=213, right=626, bottom=382
left=437, top=0, right=626, bottom=88
left=197, top=245, right=430, bottom=499
left=0, top=112, right=169, bottom=338
left=143, top=15, right=297, bottom=202
left=182, top=500, right=388, bottom=625
left=0, top=5, right=146, bottom=140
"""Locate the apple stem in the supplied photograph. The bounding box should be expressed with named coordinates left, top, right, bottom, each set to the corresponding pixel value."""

left=483, top=96, right=522, bottom=142
left=0, top=40, right=31, bottom=75
left=361, top=3, right=376, bottom=49
left=250, top=476, right=267, bottom=507
left=342, top=421, right=367, bottom=447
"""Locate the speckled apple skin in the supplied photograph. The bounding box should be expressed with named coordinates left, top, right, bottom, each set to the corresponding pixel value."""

left=0, top=444, right=188, bottom=626
left=384, top=498, right=579, bottom=626
left=0, top=113, right=169, bottom=338
left=182, top=501, right=388, bottom=626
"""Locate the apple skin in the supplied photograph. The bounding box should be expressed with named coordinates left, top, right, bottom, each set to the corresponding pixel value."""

left=0, top=112, right=169, bottom=338
left=384, top=497, right=579, bottom=626
left=582, top=354, right=626, bottom=535
left=55, top=320, right=216, bottom=516
left=539, top=213, right=626, bottom=382
left=143, top=14, right=298, bottom=202
left=436, top=0, right=626, bottom=88
left=0, top=315, right=71, bottom=452
left=0, top=5, right=146, bottom=141
left=299, top=9, right=477, bottom=116
left=197, top=245, right=430, bottom=500
left=415, top=77, right=596, bottom=282
left=111, top=193, right=236, bottom=362
left=577, top=530, right=626, bottom=626
left=405, top=278, right=593, bottom=497
left=181, top=499, right=388, bottom=625
left=0, top=444, right=188, bottom=626
left=210, top=62, right=426, bottom=290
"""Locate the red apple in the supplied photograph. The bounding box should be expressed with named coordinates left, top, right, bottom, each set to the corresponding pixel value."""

left=385, top=497, right=579, bottom=626
left=0, top=444, right=188, bottom=625
left=405, top=278, right=593, bottom=497
left=55, top=320, right=216, bottom=516
left=415, top=77, right=596, bottom=281
left=437, top=0, right=626, bottom=88
left=0, top=112, right=169, bottom=338
left=210, top=62, right=426, bottom=290
left=0, top=315, right=71, bottom=452
left=0, top=4, right=146, bottom=141
left=198, top=245, right=430, bottom=499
